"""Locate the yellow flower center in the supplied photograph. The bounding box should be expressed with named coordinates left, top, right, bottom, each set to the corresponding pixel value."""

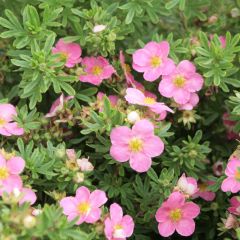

left=173, top=75, right=186, bottom=88
left=144, top=97, right=156, bottom=105
left=60, top=52, right=69, bottom=61
left=114, top=224, right=123, bottom=230
left=0, top=118, right=6, bottom=126
left=150, top=56, right=162, bottom=68
left=235, top=169, right=240, bottom=181
left=169, top=208, right=182, bottom=222
left=0, top=149, right=15, bottom=160
left=92, top=66, right=103, bottom=76
left=77, top=202, right=90, bottom=215
left=0, top=167, right=9, bottom=180
left=129, top=138, right=143, bottom=153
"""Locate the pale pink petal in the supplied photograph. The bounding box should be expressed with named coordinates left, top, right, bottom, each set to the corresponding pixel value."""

left=0, top=175, right=22, bottom=195
left=110, top=126, right=132, bottom=145
left=176, top=218, right=195, bottom=236
left=133, top=49, right=151, bottom=67
left=0, top=154, right=6, bottom=167
left=225, top=160, right=240, bottom=176
left=185, top=73, right=204, bottom=92
left=125, top=88, right=145, bottom=105
left=7, top=157, right=25, bottom=175
left=0, top=127, right=12, bottom=136
left=132, top=119, right=154, bottom=137
left=121, top=215, right=134, bottom=237
left=160, top=58, right=176, bottom=75
left=158, top=77, right=175, bottom=98
left=60, top=197, right=78, bottom=215
left=143, top=136, right=164, bottom=157
left=143, top=68, right=161, bottom=82
left=110, top=203, right=123, bottom=224
left=4, top=122, right=24, bottom=136
left=0, top=104, right=17, bottom=121
left=19, top=188, right=37, bottom=205
left=178, top=60, right=196, bottom=73
left=129, top=152, right=152, bottom=172
left=158, top=220, right=175, bottom=237
left=75, top=186, right=90, bottom=201
left=182, top=202, right=200, bottom=218
left=173, top=89, right=190, bottom=104
left=221, top=177, right=237, bottom=192
left=104, top=217, right=114, bottom=239
left=132, top=63, right=149, bottom=73
left=89, top=190, right=107, bottom=207
left=110, top=145, right=130, bottom=162
left=85, top=208, right=101, bottom=223
left=155, top=206, right=170, bottom=222
left=167, top=192, right=185, bottom=207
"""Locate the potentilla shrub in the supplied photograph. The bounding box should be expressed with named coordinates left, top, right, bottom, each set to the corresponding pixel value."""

left=0, top=0, right=240, bottom=239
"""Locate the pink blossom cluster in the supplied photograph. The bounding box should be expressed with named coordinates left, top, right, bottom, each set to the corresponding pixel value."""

left=52, top=39, right=115, bottom=86
left=60, top=186, right=134, bottom=239
left=0, top=103, right=24, bottom=136
left=132, top=41, right=204, bottom=110
left=0, top=152, right=36, bottom=205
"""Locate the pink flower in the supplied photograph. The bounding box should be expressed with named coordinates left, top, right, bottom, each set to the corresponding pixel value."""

left=221, top=158, right=240, bottom=193
left=125, top=88, right=173, bottom=118
left=228, top=196, right=240, bottom=216
left=132, top=41, right=175, bottom=81
left=0, top=154, right=25, bottom=195
left=175, top=173, right=198, bottom=197
left=193, top=182, right=216, bottom=201
left=0, top=104, right=24, bottom=136
left=178, top=93, right=199, bottom=110
left=52, top=39, right=82, bottom=68
left=79, top=56, right=115, bottom=86
left=155, top=192, right=200, bottom=237
left=110, top=119, right=164, bottom=172
left=77, top=158, right=94, bottom=172
left=104, top=203, right=134, bottom=240
left=60, top=186, right=107, bottom=225
left=46, top=94, right=73, bottom=118
left=159, top=60, right=203, bottom=104
left=97, top=92, right=118, bottom=112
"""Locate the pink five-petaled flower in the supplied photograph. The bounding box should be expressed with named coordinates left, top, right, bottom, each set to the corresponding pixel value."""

left=159, top=60, right=204, bottom=105
left=221, top=158, right=240, bottom=193
left=228, top=196, right=240, bottom=216
left=104, top=203, right=134, bottom=240
left=60, top=186, right=107, bottom=225
left=52, top=39, right=82, bottom=68
left=0, top=154, right=25, bottom=196
left=132, top=41, right=175, bottom=82
left=175, top=173, right=198, bottom=197
left=193, top=181, right=216, bottom=201
left=125, top=88, right=173, bottom=119
left=0, top=104, right=24, bottom=136
left=155, top=192, right=200, bottom=237
left=45, top=94, right=73, bottom=118
left=79, top=56, right=116, bottom=86
left=110, top=119, right=164, bottom=173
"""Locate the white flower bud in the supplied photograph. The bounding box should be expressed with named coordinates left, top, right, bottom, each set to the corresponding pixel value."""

left=93, top=25, right=106, bottom=33
left=23, top=215, right=36, bottom=228
left=127, top=111, right=140, bottom=124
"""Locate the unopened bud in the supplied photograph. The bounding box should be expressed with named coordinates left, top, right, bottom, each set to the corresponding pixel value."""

left=23, top=215, right=36, bottom=229
left=127, top=111, right=140, bottom=124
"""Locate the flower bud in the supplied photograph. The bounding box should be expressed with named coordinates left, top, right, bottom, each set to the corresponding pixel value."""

left=23, top=215, right=36, bottom=229
left=32, top=208, right=42, bottom=216
left=127, top=111, right=140, bottom=124
left=73, top=172, right=84, bottom=183
left=93, top=25, right=106, bottom=33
